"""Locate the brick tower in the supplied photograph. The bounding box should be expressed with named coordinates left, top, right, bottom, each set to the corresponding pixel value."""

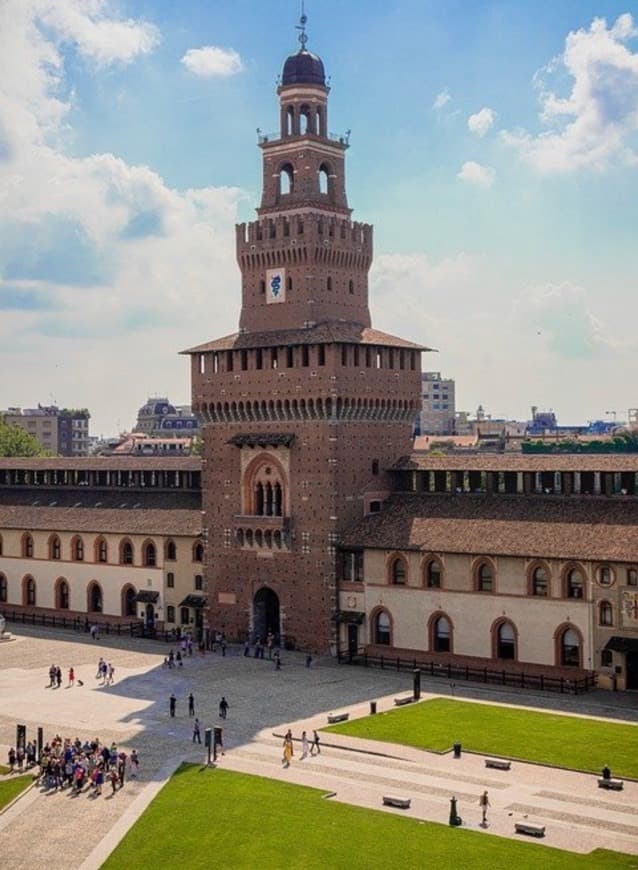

left=184, top=15, right=426, bottom=653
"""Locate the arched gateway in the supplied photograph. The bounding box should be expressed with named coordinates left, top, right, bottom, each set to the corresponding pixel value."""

left=253, top=587, right=280, bottom=643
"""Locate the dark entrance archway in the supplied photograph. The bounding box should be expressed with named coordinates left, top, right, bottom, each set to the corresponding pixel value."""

left=627, top=652, right=638, bottom=690
left=253, top=587, right=280, bottom=643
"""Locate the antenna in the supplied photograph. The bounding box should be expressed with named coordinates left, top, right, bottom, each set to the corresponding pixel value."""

left=296, top=1, right=308, bottom=50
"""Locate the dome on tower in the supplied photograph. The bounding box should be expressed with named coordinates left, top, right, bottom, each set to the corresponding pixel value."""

left=281, top=48, right=325, bottom=86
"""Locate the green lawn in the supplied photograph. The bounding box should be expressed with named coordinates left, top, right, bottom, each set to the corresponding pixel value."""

left=325, top=698, right=638, bottom=778
left=102, top=765, right=634, bottom=870
left=0, top=775, right=32, bottom=810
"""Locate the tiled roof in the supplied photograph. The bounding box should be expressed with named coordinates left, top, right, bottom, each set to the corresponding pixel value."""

left=394, top=453, right=638, bottom=472
left=0, top=457, right=201, bottom=471
left=0, top=505, right=202, bottom=537
left=341, top=493, right=638, bottom=562
left=182, top=322, right=430, bottom=354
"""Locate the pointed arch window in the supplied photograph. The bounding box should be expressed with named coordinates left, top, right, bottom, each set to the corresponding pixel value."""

left=165, top=539, right=177, bottom=561
left=424, top=558, right=442, bottom=589
left=72, top=536, right=84, bottom=562
left=374, top=610, right=391, bottom=645
left=143, top=541, right=156, bottom=567
left=476, top=560, right=493, bottom=592
left=193, top=541, right=204, bottom=563
left=389, top=556, right=407, bottom=585
left=24, top=576, right=36, bottom=607
left=531, top=565, right=548, bottom=596
left=96, top=537, right=108, bottom=563
left=56, top=578, right=69, bottom=610
left=599, top=600, right=613, bottom=626
left=49, top=535, right=61, bottom=560
left=495, top=621, right=516, bottom=660
left=566, top=568, right=584, bottom=599
left=559, top=626, right=581, bottom=667
left=432, top=615, right=452, bottom=652
left=88, top=581, right=103, bottom=613
left=120, top=539, right=134, bottom=566
left=23, top=533, right=34, bottom=558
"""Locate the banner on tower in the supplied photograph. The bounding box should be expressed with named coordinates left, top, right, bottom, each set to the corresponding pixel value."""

left=266, top=269, right=286, bottom=304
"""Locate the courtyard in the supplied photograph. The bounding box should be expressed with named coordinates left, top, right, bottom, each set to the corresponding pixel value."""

left=0, top=626, right=637, bottom=868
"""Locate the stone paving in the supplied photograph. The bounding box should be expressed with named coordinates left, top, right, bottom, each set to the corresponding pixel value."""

left=0, top=625, right=637, bottom=869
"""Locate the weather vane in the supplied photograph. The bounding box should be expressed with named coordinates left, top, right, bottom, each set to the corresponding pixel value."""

left=296, top=1, right=308, bottom=50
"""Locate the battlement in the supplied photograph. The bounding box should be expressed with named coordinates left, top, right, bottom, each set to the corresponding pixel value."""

left=236, top=216, right=372, bottom=251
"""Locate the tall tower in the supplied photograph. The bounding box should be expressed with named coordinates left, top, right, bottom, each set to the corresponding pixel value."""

left=184, top=15, right=427, bottom=653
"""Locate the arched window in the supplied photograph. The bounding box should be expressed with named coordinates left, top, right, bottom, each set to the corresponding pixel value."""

left=597, top=565, right=613, bottom=587
left=120, top=539, right=134, bottom=565
left=49, top=535, right=61, bottom=560
left=389, top=556, right=407, bottom=585
left=424, top=558, right=442, bottom=589
left=95, top=537, right=108, bottom=563
left=142, top=541, right=156, bottom=567
left=319, top=163, right=330, bottom=196
left=559, top=626, right=581, bottom=667
left=599, top=601, right=613, bottom=626
left=195, top=574, right=203, bottom=591
left=71, top=536, right=84, bottom=562
left=566, top=568, right=584, bottom=599
left=87, top=581, right=103, bottom=613
left=165, top=539, right=177, bottom=561
left=23, top=533, right=34, bottom=558
left=285, top=105, right=294, bottom=136
left=193, top=542, right=204, bottom=562
left=374, top=610, right=391, bottom=645
left=279, top=163, right=294, bottom=196
left=122, top=585, right=137, bottom=617
left=495, top=620, right=516, bottom=660
left=56, top=578, right=69, bottom=610
left=244, top=455, right=287, bottom=517
left=0, top=573, right=7, bottom=603
left=432, top=615, right=452, bottom=652
left=475, top=560, right=493, bottom=592
left=23, top=576, right=36, bottom=607
left=531, top=565, right=548, bottom=597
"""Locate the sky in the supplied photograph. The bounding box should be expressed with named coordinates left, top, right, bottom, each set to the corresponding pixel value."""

left=1, top=0, right=637, bottom=436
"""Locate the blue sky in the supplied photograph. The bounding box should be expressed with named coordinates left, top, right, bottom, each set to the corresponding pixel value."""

left=1, top=1, right=637, bottom=435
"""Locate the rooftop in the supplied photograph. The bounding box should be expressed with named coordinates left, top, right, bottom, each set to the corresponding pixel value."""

left=395, top=453, right=638, bottom=472
left=0, top=504, right=202, bottom=537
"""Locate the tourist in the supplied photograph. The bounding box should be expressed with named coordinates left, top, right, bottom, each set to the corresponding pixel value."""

left=243, top=639, right=250, bottom=657
left=107, top=663, right=115, bottom=685
left=176, top=650, right=183, bottom=667
left=130, top=749, right=140, bottom=778
left=48, top=664, right=56, bottom=687
left=68, top=666, right=75, bottom=687
left=169, top=693, right=177, bottom=717
left=219, top=696, right=229, bottom=719
left=301, top=731, right=309, bottom=760
left=117, top=751, right=127, bottom=786
left=479, top=790, right=490, bottom=825
left=282, top=731, right=293, bottom=768
left=7, top=747, right=16, bottom=771
left=274, top=651, right=281, bottom=670
left=602, top=764, right=611, bottom=781
left=56, top=666, right=62, bottom=688
left=192, top=718, right=202, bottom=744
left=310, top=730, right=321, bottom=756
left=188, top=693, right=195, bottom=716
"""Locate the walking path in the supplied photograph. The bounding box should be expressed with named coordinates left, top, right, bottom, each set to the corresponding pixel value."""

left=1, top=626, right=637, bottom=868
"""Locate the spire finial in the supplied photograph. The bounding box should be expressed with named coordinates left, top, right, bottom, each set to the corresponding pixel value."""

left=296, top=1, right=308, bottom=50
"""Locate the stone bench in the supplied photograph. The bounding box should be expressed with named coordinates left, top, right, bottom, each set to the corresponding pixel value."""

left=515, top=822, right=546, bottom=838
left=327, top=712, right=349, bottom=724
left=485, top=758, right=511, bottom=771
left=393, top=696, right=415, bottom=707
left=383, top=794, right=411, bottom=809
left=598, top=778, right=623, bottom=791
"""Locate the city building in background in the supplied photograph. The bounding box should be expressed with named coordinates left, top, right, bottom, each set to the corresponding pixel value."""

left=417, top=372, right=455, bottom=435
left=1, top=405, right=90, bottom=456
left=133, top=397, right=199, bottom=439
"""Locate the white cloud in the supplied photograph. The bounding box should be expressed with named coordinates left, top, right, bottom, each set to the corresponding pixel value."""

left=432, top=89, right=451, bottom=110
left=0, top=1, right=244, bottom=434
left=37, top=0, right=160, bottom=66
left=468, top=107, right=496, bottom=137
left=457, top=161, right=496, bottom=187
left=503, top=13, right=638, bottom=173
left=181, top=46, right=243, bottom=78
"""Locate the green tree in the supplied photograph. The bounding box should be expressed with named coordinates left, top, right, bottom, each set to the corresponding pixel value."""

left=0, top=418, right=48, bottom=457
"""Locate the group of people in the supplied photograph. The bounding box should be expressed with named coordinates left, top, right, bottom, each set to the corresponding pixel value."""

left=8, top=735, right=140, bottom=797
left=96, top=658, right=115, bottom=684
left=282, top=729, right=320, bottom=767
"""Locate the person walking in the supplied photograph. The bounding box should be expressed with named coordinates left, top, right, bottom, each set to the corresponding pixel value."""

left=310, top=729, right=321, bottom=756
left=107, top=663, right=115, bottom=685
left=219, top=696, right=229, bottom=719
left=192, top=718, right=202, bottom=744
left=169, top=693, right=177, bottom=718
left=479, top=790, right=490, bottom=826
left=67, top=666, right=74, bottom=687
left=301, top=730, right=309, bottom=760
left=282, top=733, right=294, bottom=768
left=96, top=658, right=104, bottom=679
left=56, top=666, right=62, bottom=688
left=188, top=693, right=195, bottom=716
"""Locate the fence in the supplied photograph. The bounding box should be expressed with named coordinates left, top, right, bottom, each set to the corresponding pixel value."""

left=337, top=648, right=597, bottom=695
left=1, top=609, right=180, bottom=643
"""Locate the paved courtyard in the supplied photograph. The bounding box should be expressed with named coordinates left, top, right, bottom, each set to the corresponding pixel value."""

left=0, top=625, right=637, bottom=868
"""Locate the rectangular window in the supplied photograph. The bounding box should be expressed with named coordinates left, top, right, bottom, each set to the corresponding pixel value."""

left=353, top=346, right=360, bottom=366
left=341, top=345, right=348, bottom=366
left=365, top=347, right=372, bottom=367
left=241, top=350, right=248, bottom=371
left=199, top=354, right=205, bottom=374
left=271, top=348, right=278, bottom=369
left=256, top=349, right=263, bottom=370
left=226, top=351, right=234, bottom=372
left=627, top=568, right=637, bottom=586
left=341, top=550, right=363, bottom=582
left=286, top=346, right=294, bottom=367
left=195, top=574, right=203, bottom=590
left=302, top=346, right=309, bottom=367
left=167, top=572, right=175, bottom=588
left=318, top=345, right=325, bottom=366
left=180, top=607, right=190, bottom=625
left=166, top=605, right=175, bottom=623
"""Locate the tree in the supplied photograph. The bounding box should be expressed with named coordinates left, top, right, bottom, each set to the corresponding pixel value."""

left=0, top=418, right=48, bottom=457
